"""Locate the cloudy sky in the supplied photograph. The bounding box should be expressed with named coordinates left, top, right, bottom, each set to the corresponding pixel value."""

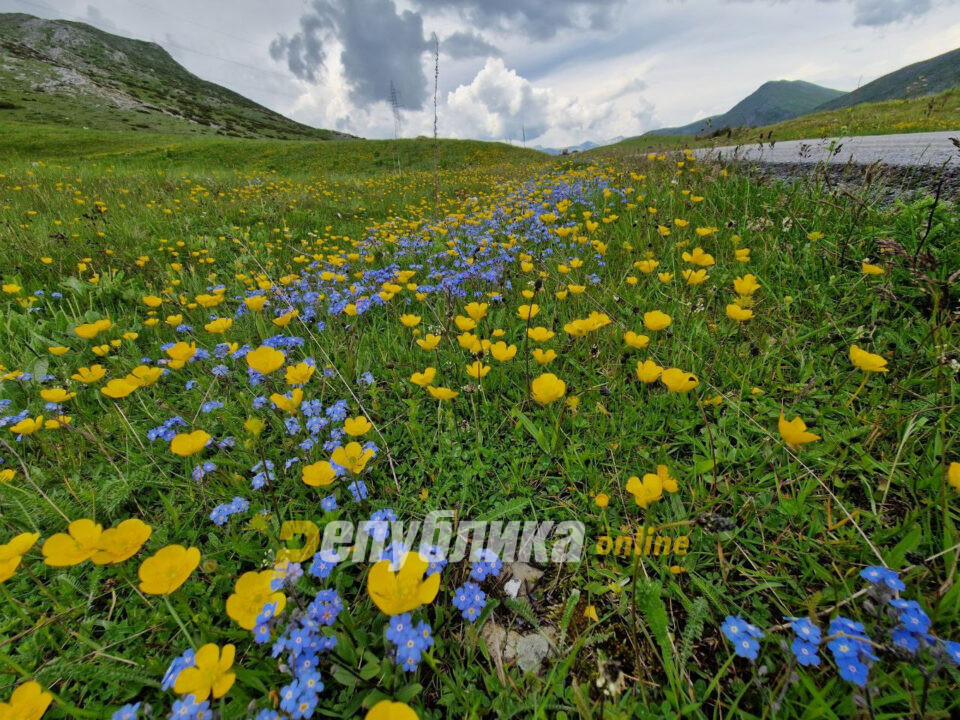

left=4, top=0, right=960, bottom=146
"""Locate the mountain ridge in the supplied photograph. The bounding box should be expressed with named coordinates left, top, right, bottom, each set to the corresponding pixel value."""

left=0, top=12, right=349, bottom=140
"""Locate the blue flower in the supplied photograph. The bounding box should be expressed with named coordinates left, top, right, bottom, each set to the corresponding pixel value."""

left=162, top=648, right=195, bottom=690
left=470, top=548, right=502, bottom=581
left=452, top=581, right=487, bottom=622
left=860, top=565, right=905, bottom=592
left=837, top=659, right=869, bottom=687
left=110, top=702, right=140, bottom=720
left=791, top=638, right=820, bottom=666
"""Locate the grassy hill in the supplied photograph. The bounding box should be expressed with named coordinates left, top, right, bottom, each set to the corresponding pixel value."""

left=816, top=47, right=960, bottom=112
left=649, top=80, right=845, bottom=136
left=593, top=86, right=960, bottom=156
left=0, top=12, right=347, bottom=140
left=0, top=118, right=546, bottom=177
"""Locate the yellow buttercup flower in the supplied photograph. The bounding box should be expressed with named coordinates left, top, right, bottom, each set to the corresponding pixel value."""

left=416, top=334, right=441, bottom=351
left=165, top=341, right=197, bottom=369
left=410, top=367, right=437, bottom=386
left=226, top=569, right=285, bottom=629
left=129, top=365, right=164, bottom=387
left=245, top=295, right=267, bottom=311
left=778, top=412, right=820, bottom=449
left=42, top=519, right=103, bottom=567
left=270, top=389, right=304, bottom=414
left=0, top=681, right=53, bottom=720
left=170, top=430, right=211, bottom=456
left=285, top=362, right=316, bottom=385
left=173, top=643, right=236, bottom=701
left=660, top=368, right=699, bottom=393
left=635, top=359, right=663, bottom=383
left=400, top=314, right=422, bottom=328
left=91, top=519, right=152, bottom=565
left=39, top=388, right=75, bottom=403
left=344, top=415, right=373, bottom=436
left=532, top=348, right=557, bottom=365
left=626, top=465, right=678, bottom=508
left=849, top=344, right=888, bottom=373
left=527, top=326, right=555, bottom=342
left=465, top=302, right=488, bottom=321
left=101, top=377, right=139, bottom=399
left=367, top=552, right=440, bottom=615
left=47, top=345, right=70, bottom=356
left=623, top=331, right=650, bottom=349
left=726, top=304, right=754, bottom=322
left=10, top=415, right=43, bottom=435
left=303, top=460, right=337, bottom=487
left=531, top=373, right=566, bottom=404
left=465, top=360, right=491, bottom=379
left=427, top=386, right=458, bottom=401
left=0, top=532, right=40, bottom=583
left=72, top=364, right=106, bottom=383
left=682, top=268, right=709, bottom=286
left=246, top=345, right=286, bottom=375
left=861, top=262, right=884, bottom=275
left=733, top=274, right=760, bottom=295
left=331, top=442, right=374, bottom=474
left=366, top=700, right=419, bottom=720
left=643, top=311, right=672, bottom=331
left=948, top=462, right=960, bottom=490
left=138, top=545, right=200, bottom=595
left=204, top=317, right=233, bottom=334
left=517, top=304, right=540, bottom=320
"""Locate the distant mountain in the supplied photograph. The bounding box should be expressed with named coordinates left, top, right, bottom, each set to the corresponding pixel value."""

left=815, top=47, right=960, bottom=112
left=648, top=80, right=846, bottom=136
left=533, top=139, right=617, bottom=155
left=0, top=13, right=348, bottom=139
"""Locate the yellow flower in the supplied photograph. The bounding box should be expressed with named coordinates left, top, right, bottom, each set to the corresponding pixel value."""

left=0, top=681, right=52, bottom=720
left=0, top=532, right=40, bottom=583
left=367, top=552, right=441, bottom=615
left=129, top=365, right=164, bottom=387
left=527, top=326, right=555, bottom=342
left=465, top=302, right=488, bottom=321
left=303, top=460, right=337, bottom=487
left=39, top=388, right=75, bottom=403
left=427, top=386, right=458, bottom=401
left=416, top=334, right=441, bottom=351
left=10, top=415, right=43, bottom=435
left=246, top=345, right=286, bottom=375
left=778, top=412, right=820, bottom=449
left=465, top=360, right=491, bottom=379
left=623, top=331, right=650, bottom=349
left=726, top=304, right=754, bottom=322
left=204, top=317, right=233, bottom=334
left=626, top=465, right=677, bottom=508
left=594, top=494, right=609, bottom=508
left=682, top=268, right=709, bottom=285
left=400, top=314, right=421, bottom=328
left=517, top=304, right=540, bottom=320
left=344, top=415, right=373, bottom=436
left=47, top=346, right=70, bottom=356
left=331, top=442, right=374, bottom=474
left=488, top=341, right=516, bottom=362
left=165, top=341, right=197, bottom=369
left=284, top=362, right=315, bottom=385
left=138, top=545, right=200, bottom=595
left=142, top=295, right=163, bottom=307
left=733, top=274, right=760, bottom=295
left=457, top=332, right=482, bottom=353
left=681, top=247, right=715, bottom=266
left=173, top=643, right=236, bottom=701
left=272, top=309, right=299, bottom=327
left=0, top=469, right=14, bottom=483
left=72, top=364, right=106, bottom=383
left=861, top=262, right=884, bottom=275
left=735, top=248, right=751, bottom=262
left=949, top=462, right=960, bottom=490
left=635, top=359, right=663, bottom=383
left=532, top=348, right=557, bottom=364
left=584, top=604, right=600, bottom=622
left=2, top=283, right=22, bottom=294
left=101, top=377, right=139, bottom=399
left=634, top=259, right=659, bottom=274
left=410, top=367, right=437, bottom=386
left=226, top=569, right=286, bottom=629
left=170, top=430, right=211, bottom=456
left=91, top=519, right=152, bottom=565
left=244, top=417, right=265, bottom=436
left=850, top=344, right=888, bottom=373
left=658, top=272, right=674, bottom=284
left=454, top=315, right=477, bottom=332
left=270, top=389, right=304, bottom=414
left=245, top=295, right=267, bottom=311
left=366, top=700, right=419, bottom=720
left=531, top=373, right=566, bottom=405
left=643, top=311, right=672, bottom=331
left=660, top=368, right=699, bottom=393
left=74, top=319, right=110, bottom=339
left=42, top=519, right=103, bottom=566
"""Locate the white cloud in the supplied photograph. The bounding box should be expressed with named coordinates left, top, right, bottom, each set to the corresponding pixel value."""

left=444, top=57, right=655, bottom=146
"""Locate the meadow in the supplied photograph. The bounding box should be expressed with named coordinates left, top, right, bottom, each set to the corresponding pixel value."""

left=0, top=120, right=958, bottom=719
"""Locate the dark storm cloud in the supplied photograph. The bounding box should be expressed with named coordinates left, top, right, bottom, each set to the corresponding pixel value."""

left=441, top=31, right=501, bottom=59
left=411, top=0, right=625, bottom=40
left=270, top=0, right=430, bottom=109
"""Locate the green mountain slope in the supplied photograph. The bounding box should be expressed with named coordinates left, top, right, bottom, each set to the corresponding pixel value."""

left=649, top=80, right=846, bottom=136
left=0, top=12, right=348, bottom=140
left=815, top=47, right=960, bottom=112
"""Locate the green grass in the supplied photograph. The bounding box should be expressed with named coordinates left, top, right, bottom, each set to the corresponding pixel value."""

left=0, top=124, right=958, bottom=719
left=593, top=86, right=960, bottom=156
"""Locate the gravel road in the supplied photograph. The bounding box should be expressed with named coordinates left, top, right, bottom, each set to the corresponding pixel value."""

left=693, top=130, right=959, bottom=167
